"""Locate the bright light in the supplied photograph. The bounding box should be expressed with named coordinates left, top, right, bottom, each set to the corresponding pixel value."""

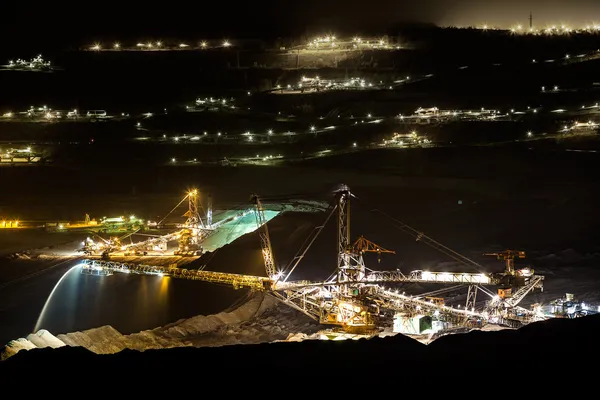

left=200, top=41, right=207, bottom=48
left=223, top=40, right=231, bottom=47
left=271, top=271, right=283, bottom=280
left=310, top=125, right=316, bottom=131
left=91, top=43, right=101, bottom=51
left=113, top=42, right=120, bottom=49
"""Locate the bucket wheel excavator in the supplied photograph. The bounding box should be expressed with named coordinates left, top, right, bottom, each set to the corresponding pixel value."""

left=80, top=185, right=546, bottom=334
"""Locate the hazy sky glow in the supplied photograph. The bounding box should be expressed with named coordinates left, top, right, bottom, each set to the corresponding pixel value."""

left=435, top=0, right=600, bottom=28
left=292, top=0, right=600, bottom=30
left=1, top=0, right=599, bottom=43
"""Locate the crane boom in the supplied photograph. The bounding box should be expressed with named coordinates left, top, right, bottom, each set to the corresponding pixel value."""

left=251, top=194, right=277, bottom=279
left=352, top=236, right=395, bottom=255
left=505, top=275, right=544, bottom=307
left=281, top=269, right=495, bottom=289
left=80, top=259, right=271, bottom=291
left=375, top=288, right=485, bottom=320
left=352, top=235, right=395, bottom=263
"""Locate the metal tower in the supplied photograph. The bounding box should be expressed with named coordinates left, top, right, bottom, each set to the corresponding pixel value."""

left=335, top=186, right=366, bottom=289
left=185, top=189, right=204, bottom=228
left=529, top=12, right=533, bottom=29
left=251, top=194, right=277, bottom=279
left=465, top=285, right=478, bottom=311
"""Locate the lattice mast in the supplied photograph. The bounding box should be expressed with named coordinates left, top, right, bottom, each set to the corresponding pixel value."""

left=336, top=186, right=366, bottom=288
left=185, top=189, right=204, bottom=228
left=251, top=194, right=277, bottom=279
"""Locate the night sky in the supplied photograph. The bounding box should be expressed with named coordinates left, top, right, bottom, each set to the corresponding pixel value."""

left=1, top=0, right=599, bottom=46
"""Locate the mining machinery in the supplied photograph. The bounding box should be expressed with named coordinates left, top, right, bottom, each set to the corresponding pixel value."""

left=174, top=189, right=213, bottom=256
left=484, top=250, right=532, bottom=298
left=80, top=189, right=217, bottom=258
left=352, top=235, right=395, bottom=263
left=550, top=293, right=600, bottom=318
left=80, top=185, right=546, bottom=334
left=250, top=194, right=277, bottom=279
left=79, top=229, right=141, bottom=258
left=98, top=215, right=145, bottom=234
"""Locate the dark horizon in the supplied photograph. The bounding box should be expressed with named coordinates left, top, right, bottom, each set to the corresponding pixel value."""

left=1, top=0, right=599, bottom=51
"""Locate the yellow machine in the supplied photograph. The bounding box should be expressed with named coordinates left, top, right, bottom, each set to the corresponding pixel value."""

left=485, top=250, right=527, bottom=298
left=352, top=235, right=395, bottom=263
left=174, top=228, right=204, bottom=256
left=424, top=297, right=445, bottom=306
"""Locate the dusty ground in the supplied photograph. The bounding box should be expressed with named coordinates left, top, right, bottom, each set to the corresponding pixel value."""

left=1, top=292, right=323, bottom=359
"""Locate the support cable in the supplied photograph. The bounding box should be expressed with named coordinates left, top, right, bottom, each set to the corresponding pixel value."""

left=366, top=205, right=485, bottom=272
left=281, top=203, right=338, bottom=283
left=157, top=194, right=189, bottom=226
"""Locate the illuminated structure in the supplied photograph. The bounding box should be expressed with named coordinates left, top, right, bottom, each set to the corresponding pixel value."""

left=0, top=220, right=19, bottom=228
left=550, top=293, right=600, bottom=318
left=5, top=55, right=53, bottom=71
left=99, top=215, right=145, bottom=233
left=174, top=189, right=212, bottom=256
left=86, top=40, right=234, bottom=52
left=0, top=147, right=41, bottom=164
left=80, top=189, right=232, bottom=258
left=81, top=186, right=546, bottom=335
left=303, top=35, right=397, bottom=51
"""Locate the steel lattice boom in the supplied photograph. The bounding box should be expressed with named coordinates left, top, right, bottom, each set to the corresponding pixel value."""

left=251, top=195, right=278, bottom=279
left=364, top=270, right=494, bottom=285
left=374, top=288, right=485, bottom=320
left=81, top=259, right=271, bottom=291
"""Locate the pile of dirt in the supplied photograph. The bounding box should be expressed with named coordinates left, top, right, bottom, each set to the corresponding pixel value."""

left=1, top=292, right=318, bottom=360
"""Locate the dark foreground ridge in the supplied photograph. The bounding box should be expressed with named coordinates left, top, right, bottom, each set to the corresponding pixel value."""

left=2, top=315, right=599, bottom=376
